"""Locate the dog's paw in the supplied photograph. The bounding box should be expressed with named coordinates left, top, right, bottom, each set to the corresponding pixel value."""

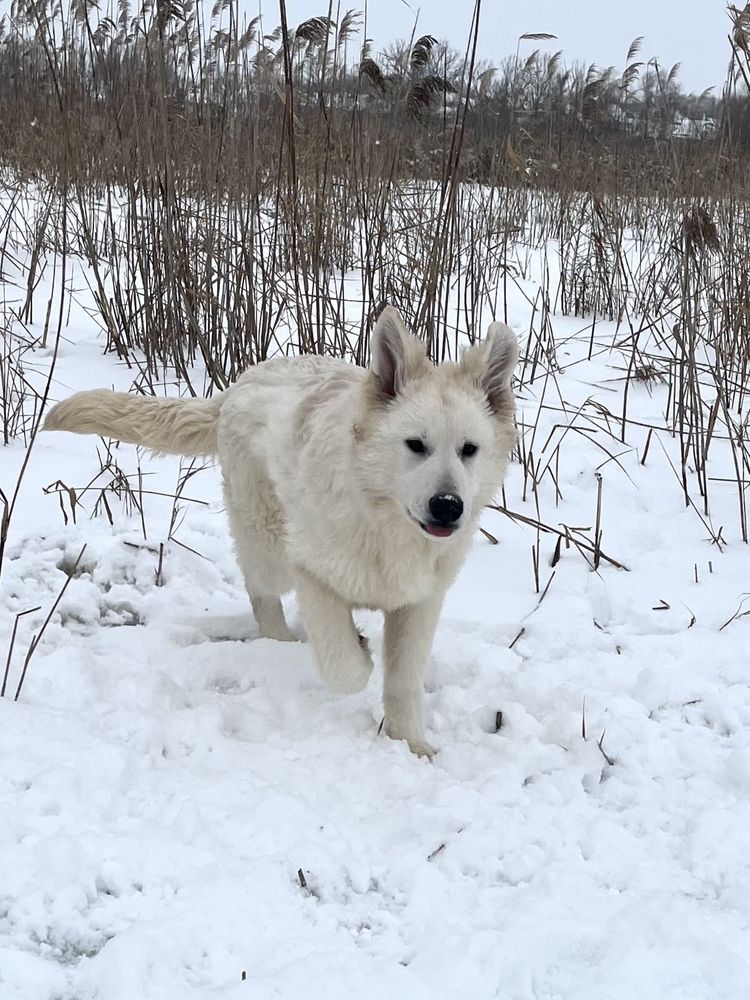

left=384, top=723, right=437, bottom=759
left=407, top=738, right=437, bottom=759
left=260, top=625, right=298, bottom=643
left=319, top=643, right=373, bottom=694
left=330, top=662, right=372, bottom=694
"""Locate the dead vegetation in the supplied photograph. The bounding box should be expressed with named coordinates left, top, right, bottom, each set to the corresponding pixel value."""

left=1, top=1, right=750, bottom=692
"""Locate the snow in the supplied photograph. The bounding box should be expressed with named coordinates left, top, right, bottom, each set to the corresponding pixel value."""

left=2, top=251, right=750, bottom=999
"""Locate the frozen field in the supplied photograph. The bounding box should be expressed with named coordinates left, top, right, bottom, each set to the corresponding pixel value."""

left=2, top=250, right=749, bottom=999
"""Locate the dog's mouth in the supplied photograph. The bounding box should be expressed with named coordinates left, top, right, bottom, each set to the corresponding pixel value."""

left=417, top=519, right=457, bottom=539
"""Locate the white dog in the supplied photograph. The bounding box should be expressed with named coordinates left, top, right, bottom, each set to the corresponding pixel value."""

left=45, top=307, right=518, bottom=755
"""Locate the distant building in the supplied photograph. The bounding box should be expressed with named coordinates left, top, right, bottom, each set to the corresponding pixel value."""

left=672, top=113, right=717, bottom=139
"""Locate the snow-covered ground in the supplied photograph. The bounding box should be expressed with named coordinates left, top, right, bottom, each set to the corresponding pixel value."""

left=2, top=253, right=749, bottom=999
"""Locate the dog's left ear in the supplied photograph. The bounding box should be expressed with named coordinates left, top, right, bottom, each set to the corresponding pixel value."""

left=461, top=322, right=519, bottom=413
left=369, top=306, right=429, bottom=398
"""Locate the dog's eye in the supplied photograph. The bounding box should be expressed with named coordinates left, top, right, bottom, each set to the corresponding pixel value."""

left=405, top=438, right=426, bottom=454
left=461, top=442, right=478, bottom=458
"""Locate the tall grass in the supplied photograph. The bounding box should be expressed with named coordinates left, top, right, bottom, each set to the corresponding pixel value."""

left=1, top=0, right=750, bottom=593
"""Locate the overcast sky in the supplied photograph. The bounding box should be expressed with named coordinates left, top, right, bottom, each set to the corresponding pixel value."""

left=270, top=0, right=730, bottom=96
left=0, top=0, right=730, bottom=95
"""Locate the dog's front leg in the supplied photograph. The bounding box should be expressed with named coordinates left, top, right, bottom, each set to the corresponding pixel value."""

left=383, top=593, right=445, bottom=758
left=294, top=568, right=373, bottom=694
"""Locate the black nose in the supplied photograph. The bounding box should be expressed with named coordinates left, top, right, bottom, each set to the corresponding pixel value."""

left=429, top=493, right=464, bottom=525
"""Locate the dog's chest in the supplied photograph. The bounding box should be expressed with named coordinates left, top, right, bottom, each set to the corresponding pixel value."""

left=347, top=547, right=434, bottom=609
left=294, top=519, right=457, bottom=610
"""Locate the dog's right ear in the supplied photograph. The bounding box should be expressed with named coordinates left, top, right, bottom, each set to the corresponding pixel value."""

left=369, top=306, right=428, bottom=398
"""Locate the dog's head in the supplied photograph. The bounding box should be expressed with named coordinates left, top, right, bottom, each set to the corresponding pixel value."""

left=358, top=306, right=518, bottom=542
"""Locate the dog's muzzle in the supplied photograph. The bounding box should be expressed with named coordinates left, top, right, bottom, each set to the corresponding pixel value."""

left=419, top=493, right=464, bottom=538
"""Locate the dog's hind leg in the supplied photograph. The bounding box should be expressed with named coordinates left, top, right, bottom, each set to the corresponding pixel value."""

left=234, top=540, right=295, bottom=642
left=294, top=568, right=373, bottom=693
left=223, top=462, right=295, bottom=642
left=249, top=593, right=295, bottom=642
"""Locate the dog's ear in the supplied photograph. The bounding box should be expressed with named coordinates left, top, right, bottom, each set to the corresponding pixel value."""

left=461, top=322, right=518, bottom=414
left=369, top=306, right=428, bottom=398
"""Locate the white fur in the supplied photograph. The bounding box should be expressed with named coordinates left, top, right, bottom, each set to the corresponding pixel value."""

left=45, top=307, right=518, bottom=755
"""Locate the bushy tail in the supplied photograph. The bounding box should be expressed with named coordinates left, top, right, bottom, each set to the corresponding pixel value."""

left=44, top=389, right=224, bottom=456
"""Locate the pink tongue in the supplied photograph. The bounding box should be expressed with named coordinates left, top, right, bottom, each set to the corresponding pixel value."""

left=425, top=523, right=453, bottom=537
